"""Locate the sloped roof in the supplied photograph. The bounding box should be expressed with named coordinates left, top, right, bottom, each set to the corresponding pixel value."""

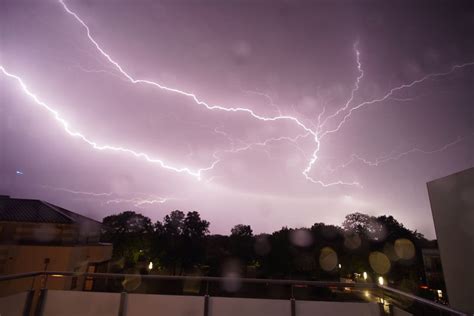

left=0, top=195, right=100, bottom=225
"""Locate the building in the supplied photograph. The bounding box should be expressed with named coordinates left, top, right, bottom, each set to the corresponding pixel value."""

left=0, top=195, right=112, bottom=295
left=427, top=167, right=474, bottom=314
left=421, top=248, right=446, bottom=303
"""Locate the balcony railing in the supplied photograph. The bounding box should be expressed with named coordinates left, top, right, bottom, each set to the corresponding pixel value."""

left=0, top=271, right=468, bottom=316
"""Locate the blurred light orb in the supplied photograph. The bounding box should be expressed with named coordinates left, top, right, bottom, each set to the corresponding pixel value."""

left=394, top=239, right=416, bottom=260
left=369, top=251, right=391, bottom=275
left=122, top=274, right=142, bottom=292
left=290, top=229, right=313, bottom=247
left=222, top=272, right=241, bottom=293
left=319, top=247, right=338, bottom=272
left=231, top=40, right=252, bottom=60
left=221, top=258, right=243, bottom=293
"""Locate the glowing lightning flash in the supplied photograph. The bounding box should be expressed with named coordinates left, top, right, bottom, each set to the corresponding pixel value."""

left=60, top=0, right=357, bottom=186
left=0, top=66, right=217, bottom=180
left=105, top=196, right=172, bottom=207
left=41, top=185, right=175, bottom=206
left=58, top=0, right=316, bottom=137
left=42, top=185, right=113, bottom=197
left=328, top=136, right=469, bottom=173
left=4, top=0, right=472, bottom=189
left=320, top=62, right=474, bottom=140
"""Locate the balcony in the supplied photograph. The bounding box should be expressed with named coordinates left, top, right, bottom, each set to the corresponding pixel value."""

left=0, top=272, right=467, bottom=316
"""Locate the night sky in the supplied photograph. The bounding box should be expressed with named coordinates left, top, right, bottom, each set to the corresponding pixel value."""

left=1, top=0, right=473, bottom=239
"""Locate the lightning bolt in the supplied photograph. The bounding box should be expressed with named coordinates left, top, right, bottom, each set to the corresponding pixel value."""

left=240, top=88, right=283, bottom=115
left=41, top=185, right=113, bottom=197
left=318, top=42, right=364, bottom=133
left=328, top=136, right=469, bottom=173
left=224, top=133, right=310, bottom=156
left=40, top=185, right=175, bottom=206
left=0, top=66, right=217, bottom=180
left=4, top=0, right=470, bottom=189
left=60, top=0, right=358, bottom=185
left=319, top=61, right=474, bottom=140
left=105, top=196, right=172, bottom=207
left=58, top=0, right=317, bottom=137
left=69, top=63, right=128, bottom=82
left=59, top=0, right=375, bottom=187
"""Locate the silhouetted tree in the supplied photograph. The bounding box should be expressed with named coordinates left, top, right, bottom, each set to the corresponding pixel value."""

left=231, top=224, right=253, bottom=238
left=101, top=209, right=435, bottom=293
left=229, top=224, right=255, bottom=269
left=182, top=211, right=210, bottom=272
left=101, top=211, right=153, bottom=265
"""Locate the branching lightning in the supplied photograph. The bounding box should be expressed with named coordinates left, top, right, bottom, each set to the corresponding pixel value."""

left=41, top=185, right=175, bottom=206
left=42, top=185, right=113, bottom=197
left=0, top=66, right=217, bottom=180
left=318, top=42, right=364, bottom=133
left=328, top=136, right=469, bottom=173
left=319, top=62, right=474, bottom=140
left=105, top=196, right=172, bottom=207
left=60, top=0, right=352, bottom=185
left=58, top=0, right=317, bottom=137
left=1, top=0, right=472, bottom=190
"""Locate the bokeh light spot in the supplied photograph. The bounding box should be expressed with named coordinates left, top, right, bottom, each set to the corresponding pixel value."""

left=394, top=238, right=416, bottom=260
left=319, top=247, right=338, bottom=272
left=369, top=251, right=391, bottom=275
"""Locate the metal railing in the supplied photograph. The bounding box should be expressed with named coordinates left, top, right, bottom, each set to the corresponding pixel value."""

left=0, top=271, right=469, bottom=316
left=378, top=285, right=470, bottom=316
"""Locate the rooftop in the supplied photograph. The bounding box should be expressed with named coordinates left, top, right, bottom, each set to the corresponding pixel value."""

left=0, top=195, right=100, bottom=225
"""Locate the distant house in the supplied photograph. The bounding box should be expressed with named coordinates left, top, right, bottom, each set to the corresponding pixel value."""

left=421, top=247, right=446, bottom=303
left=0, top=195, right=112, bottom=294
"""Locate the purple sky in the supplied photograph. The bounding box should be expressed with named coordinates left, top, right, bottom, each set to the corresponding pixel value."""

left=1, top=0, right=473, bottom=239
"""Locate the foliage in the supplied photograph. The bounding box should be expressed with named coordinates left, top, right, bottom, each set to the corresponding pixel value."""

left=102, top=210, right=435, bottom=290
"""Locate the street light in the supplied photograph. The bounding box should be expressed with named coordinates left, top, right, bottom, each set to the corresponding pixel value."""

left=378, top=276, right=384, bottom=286
left=148, top=261, right=153, bottom=271
left=363, top=272, right=368, bottom=281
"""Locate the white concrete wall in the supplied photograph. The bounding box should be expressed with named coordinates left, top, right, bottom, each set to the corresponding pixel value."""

left=296, top=300, right=380, bottom=316
left=209, top=297, right=290, bottom=316
left=40, top=291, right=382, bottom=316
left=391, top=306, right=413, bottom=316
left=43, top=290, right=120, bottom=316
left=0, top=291, right=28, bottom=316
left=427, top=167, right=474, bottom=314
left=127, top=293, right=204, bottom=316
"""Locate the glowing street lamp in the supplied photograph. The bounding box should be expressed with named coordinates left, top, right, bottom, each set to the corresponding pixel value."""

left=363, top=272, right=368, bottom=281
left=148, top=261, right=153, bottom=271
left=378, top=276, right=384, bottom=286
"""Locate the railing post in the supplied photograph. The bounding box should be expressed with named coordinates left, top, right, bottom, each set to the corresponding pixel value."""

left=378, top=302, right=385, bottom=316
left=34, top=289, right=48, bottom=316
left=118, top=292, right=128, bottom=316
left=290, top=298, right=296, bottom=316
left=290, top=284, right=295, bottom=316
left=388, top=304, right=394, bottom=316
left=203, top=294, right=210, bottom=316
left=22, top=289, right=34, bottom=316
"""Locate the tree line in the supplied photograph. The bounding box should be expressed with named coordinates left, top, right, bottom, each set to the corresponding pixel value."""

left=101, top=210, right=439, bottom=293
